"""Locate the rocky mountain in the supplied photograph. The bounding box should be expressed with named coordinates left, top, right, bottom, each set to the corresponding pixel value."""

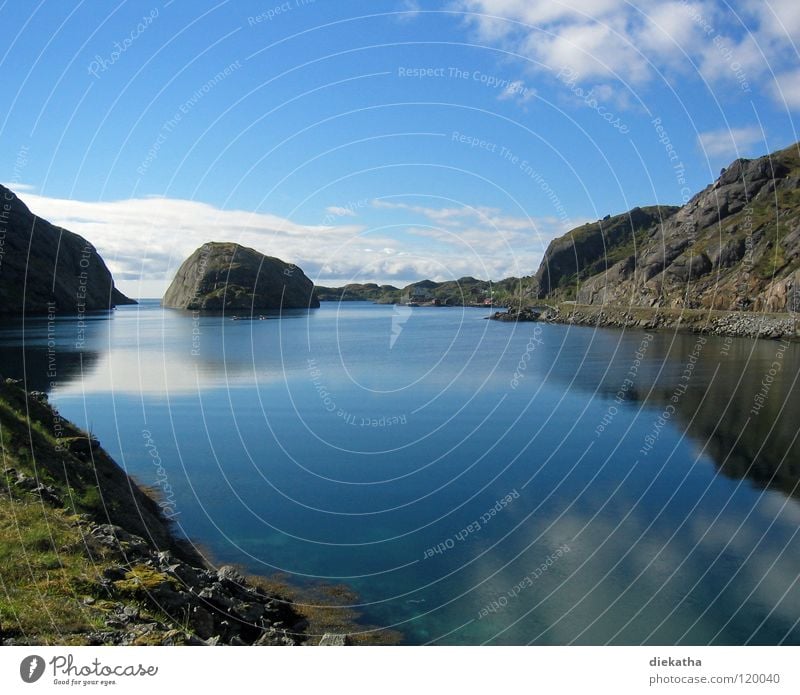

left=315, top=276, right=527, bottom=306
left=533, top=206, right=680, bottom=299
left=314, top=282, right=402, bottom=303
left=533, top=143, right=800, bottom=312
left=163, top=242, right=320, bottom=311
left=0, top=184, right=134, bottom=314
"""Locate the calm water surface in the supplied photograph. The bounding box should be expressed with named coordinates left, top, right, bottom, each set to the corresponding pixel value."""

left=2, top=301, right=799, bottom=644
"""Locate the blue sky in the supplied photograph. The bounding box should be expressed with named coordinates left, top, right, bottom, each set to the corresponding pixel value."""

left=1, top=0, right=799, bottom=297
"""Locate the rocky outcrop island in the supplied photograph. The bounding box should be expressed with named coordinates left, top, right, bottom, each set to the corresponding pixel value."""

left=163, top=242, right=320, bottom=311
left=0, top=184, right=134, bottom=315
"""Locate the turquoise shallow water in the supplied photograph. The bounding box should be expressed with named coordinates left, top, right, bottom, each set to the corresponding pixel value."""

left=2, top=300, right=799, bottom=644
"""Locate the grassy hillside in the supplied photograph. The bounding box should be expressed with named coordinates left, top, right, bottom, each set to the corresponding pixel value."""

left=0, top=379, right=180, bottom=644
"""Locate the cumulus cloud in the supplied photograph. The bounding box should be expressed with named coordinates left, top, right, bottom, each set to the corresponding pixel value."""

left=748, top=0, right=800, bottom=42
left=497, top=79, right=537, bottom=105
left=1, top=182, right=36, bottom=192
left=771, top=68, right=800, bottom=110
left=395, top=0, right=422, bottom=22
left=18, top=191, right=369, bottom=295
left=12, top=190, right=564, bottom=297
left=697, top=126, right=764, bottom=158
left=325, top=205, right=358, bottom=217
left=372, top=200, right=578, bottom=279
left=455, top=0, right=800, bottom=108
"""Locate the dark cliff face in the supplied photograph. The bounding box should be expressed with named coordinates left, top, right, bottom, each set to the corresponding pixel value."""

left=534, top=142, right=800, bottom=311
left=162, top=242, right=320, bottom=311
left=0, top=185, right=134, bottom=315
left=534, top=206, right=680, bottom=299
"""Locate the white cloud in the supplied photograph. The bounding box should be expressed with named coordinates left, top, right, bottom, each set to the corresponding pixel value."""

left=396, top=0, right=422, bottom=21
left=497, top=79, right=537, bottom=105
left=325, top=205, right=358, bottom=217
left=16, top=192, right=560, bottom=297
left=456, top=0, right=800, bottom=108
left=771, top=68, right=800, bottom=109
left=526, top=18, right=651, bottom=83
left=1, top=182, right=36, bottom=192
left=457, top=0, right=660, bottom=83
left=372, top=200, right=578, bottom=278
left=697, top=126, right=764, bottom=158
left=746, top=0, right=800, bottom=42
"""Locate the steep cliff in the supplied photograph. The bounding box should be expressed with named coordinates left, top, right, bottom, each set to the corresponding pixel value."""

left=0, top=185, right=134, bottom=314
left=163, top=242, right=320, bottom=311
left=534, top=142, right=800, bottom=312
left=534, top=206, right=680, bottom=299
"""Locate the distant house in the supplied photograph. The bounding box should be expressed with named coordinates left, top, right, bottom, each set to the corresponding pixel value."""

left=411, top=286, right=431, bottom=300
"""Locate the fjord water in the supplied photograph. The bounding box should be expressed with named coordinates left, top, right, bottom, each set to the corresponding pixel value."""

left=4, top=301, right=799, bottom=645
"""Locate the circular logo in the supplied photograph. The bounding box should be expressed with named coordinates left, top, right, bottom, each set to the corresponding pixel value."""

left=20, top=655, right=45, bottom=684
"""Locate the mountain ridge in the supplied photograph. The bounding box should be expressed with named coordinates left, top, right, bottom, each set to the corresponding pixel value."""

left=532, top=142, right=800, bottom=313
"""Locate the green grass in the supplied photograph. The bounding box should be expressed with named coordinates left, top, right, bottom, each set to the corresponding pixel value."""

left=113, top=565, right=176, bottom=595
left=0, top=489, right=109, bottom=643
left=1, top=380, right=385, bottom=645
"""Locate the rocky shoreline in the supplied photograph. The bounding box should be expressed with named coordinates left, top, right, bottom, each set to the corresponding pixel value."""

left=0, top=379, right=383, bottom=647
left=536, top=304, right=799, bottom=340
left=0, top=503, right=310, bottom=647
left=488, top=307, right=540, bottom=322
